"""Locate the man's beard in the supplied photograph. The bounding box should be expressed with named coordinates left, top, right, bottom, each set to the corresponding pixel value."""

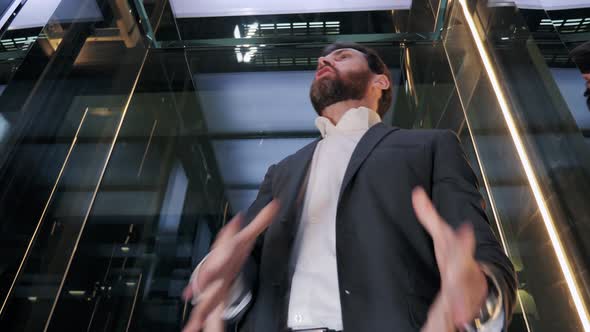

left=309, top=67, right=372, bottom=115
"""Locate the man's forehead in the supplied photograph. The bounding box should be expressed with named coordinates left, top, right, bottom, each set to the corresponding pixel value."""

left=323, top=48, right=365, bottom=57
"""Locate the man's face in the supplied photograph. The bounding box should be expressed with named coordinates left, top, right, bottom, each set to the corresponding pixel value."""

left=309, top=48, right=373, bottom=114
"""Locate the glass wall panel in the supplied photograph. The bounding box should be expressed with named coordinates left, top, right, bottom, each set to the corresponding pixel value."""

left=0, top=0, right=149, bottom=330
left=440, top=0, right=590, bottom=330
left=2, top=0, right=590, bottom=331
left=43, top=49, right=226, bottom=332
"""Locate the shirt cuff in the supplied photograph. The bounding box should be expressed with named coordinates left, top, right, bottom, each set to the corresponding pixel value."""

left=477, top=310, right=505, bottom=332
left=472, top=264, right=505, bottom=331
left=190, top=254, right=252, bottom=321
left=222, top=275, right=252, bottom=320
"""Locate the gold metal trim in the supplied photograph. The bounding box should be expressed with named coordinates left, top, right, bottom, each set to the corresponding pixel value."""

left=125, top=273, right=143, bottom=332
left=137, top=119, right=158, bottom=177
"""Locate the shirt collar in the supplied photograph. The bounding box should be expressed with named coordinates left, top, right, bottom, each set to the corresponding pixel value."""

left=315, top=106, right=381, bottom=138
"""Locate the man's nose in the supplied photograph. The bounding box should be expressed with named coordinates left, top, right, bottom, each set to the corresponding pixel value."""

left=318, top=56, right=332, bottom=69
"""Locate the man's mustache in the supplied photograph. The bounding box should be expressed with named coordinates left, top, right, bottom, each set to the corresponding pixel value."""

left=317, top=64, right=338, bottom=76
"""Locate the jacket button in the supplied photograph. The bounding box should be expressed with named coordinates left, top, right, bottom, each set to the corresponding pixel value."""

left=344, top=289, right=351, bottom=295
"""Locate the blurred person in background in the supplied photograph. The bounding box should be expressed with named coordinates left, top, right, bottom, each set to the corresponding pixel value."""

left=571, top=41, right=590, bottom=112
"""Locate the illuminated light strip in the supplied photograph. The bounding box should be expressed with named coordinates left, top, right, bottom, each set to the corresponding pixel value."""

left=440, top=33, right=532, bottom=330
left=442, top=45, right=531, bottom=330
left=0, top=107, right=90, bottom=316
left=456, top=0, right=590, bottom=330
left=464, top=107, right=533, bottom=332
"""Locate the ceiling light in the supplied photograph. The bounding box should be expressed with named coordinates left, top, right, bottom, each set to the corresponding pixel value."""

left=68, top=290, right=85, bottom=296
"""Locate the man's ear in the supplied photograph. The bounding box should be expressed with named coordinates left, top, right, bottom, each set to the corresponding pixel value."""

left=373, top=74, right=390, bottom=91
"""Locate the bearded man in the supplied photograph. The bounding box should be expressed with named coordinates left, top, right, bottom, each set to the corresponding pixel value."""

left=182, top=42, right=516, bottom=332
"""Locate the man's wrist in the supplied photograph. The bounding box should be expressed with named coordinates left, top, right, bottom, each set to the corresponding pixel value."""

left=422, top=293, right=454, bottom=332
left=190, top=253, right=211, bottom=302
left=463, top=264, right=503, bottom=331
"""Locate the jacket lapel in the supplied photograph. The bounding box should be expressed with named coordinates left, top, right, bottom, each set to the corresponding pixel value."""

left=272, top=139, right=319, bottom=330
left=275, top=138, right=319, bottom=227
left=338, top=123, right=400, bottom=202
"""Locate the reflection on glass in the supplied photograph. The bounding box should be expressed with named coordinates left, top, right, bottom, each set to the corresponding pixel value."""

left=169, top=0, right=413, bottom=18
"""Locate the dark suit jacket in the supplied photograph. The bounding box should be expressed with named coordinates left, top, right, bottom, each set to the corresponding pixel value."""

left=237, top=123, right=516, bottom=331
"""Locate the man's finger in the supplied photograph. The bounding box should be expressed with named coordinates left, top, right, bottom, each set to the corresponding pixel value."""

left=456, top=223, right=476, bottom=254
left=183, top=279, right=226, bottom=332
left=412, top=187, right=446, bottom=240
left=238, top=200, right=280, bottom=243
left=182, top=284, right=193, bottom=302
left=212, top=214, right=243, bottom=249
left=183, top=306, right=203, bottom=332
left=182, top=307, right=203, bottom=332
left=204, top=304, right=226, bottom=331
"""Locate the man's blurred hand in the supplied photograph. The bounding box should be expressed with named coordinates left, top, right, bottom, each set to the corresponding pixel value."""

left=182, top=200, right=280, bottom=332
left=412, top=188, right=488, bottom=332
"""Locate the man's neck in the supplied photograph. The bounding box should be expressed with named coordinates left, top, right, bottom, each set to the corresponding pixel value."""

left=321, top=99, right=377, bottom=125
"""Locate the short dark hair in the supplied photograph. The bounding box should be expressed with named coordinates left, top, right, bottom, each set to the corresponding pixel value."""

left=321, top=42, right=393, bottom=117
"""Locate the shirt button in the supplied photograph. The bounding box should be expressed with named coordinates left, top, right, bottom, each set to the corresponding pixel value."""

left=295, top=314, right=303, bottom=323
left=344, top=289, right=351, bottom=295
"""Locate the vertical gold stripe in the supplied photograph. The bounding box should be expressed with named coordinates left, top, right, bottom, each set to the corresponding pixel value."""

left=137, top=119, right=158, bottom=177
left=0, top=107, right=90, bottom=315
left=43, top=50, right=150, bottom=331
left=125, top=273, right=143, bottom=332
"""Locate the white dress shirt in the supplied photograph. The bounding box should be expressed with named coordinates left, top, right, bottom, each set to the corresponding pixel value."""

left=287, top=106, right=380, bottom=330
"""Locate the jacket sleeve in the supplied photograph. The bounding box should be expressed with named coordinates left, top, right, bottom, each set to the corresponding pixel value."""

left=431, top=130, right=517, bottom=327
left=190, top=164, right=276, bottom=323
left=223, top=163, right=277, bottom=322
